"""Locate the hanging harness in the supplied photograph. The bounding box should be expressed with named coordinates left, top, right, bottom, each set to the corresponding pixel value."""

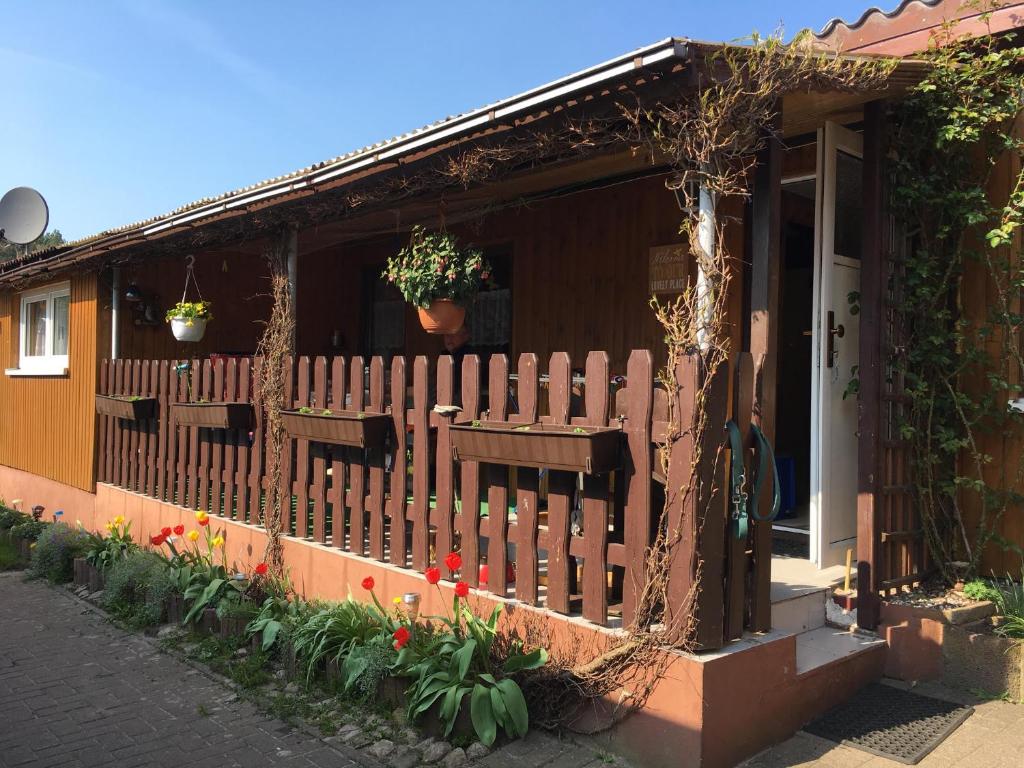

left=725, top=420, right=781, bottom=539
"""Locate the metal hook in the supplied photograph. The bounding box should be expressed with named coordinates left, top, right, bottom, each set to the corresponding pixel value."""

left=185, top=254, right=196, bottom=270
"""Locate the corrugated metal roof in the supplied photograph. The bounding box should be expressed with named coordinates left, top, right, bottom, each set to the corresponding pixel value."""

left=4, top=37, right=687, bottom=273
left=817, top=0, right=943, bottom=39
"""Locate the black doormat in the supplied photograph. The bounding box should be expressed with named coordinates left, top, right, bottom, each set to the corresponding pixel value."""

left=804, top=683, right=973, bottom=764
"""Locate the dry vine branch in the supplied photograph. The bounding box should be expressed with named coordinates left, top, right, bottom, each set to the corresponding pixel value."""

left=255, top=229, right=295, bottom=574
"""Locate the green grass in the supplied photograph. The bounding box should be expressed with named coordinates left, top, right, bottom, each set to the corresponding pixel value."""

left=0, top=536, right=25, bottom=571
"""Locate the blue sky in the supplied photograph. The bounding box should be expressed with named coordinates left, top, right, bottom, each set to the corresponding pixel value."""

left=2, top=0, right=873, bottom=241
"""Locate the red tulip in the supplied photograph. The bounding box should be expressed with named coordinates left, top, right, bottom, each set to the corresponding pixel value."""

left=255, top=563, right=269, bottom=576
left=444, top=552, right=462, bottom=573
left=161, top=527, right=172, bottom=537
left=150, top=534, right=165, bottom=546
left=173, top=525, right=185, bottom=536
left=425, top=567, right=441, bottom=585
left=198, top=517, right=210, bottom=527
left=392, top=626, right=410, bottom=650
left=361, top=576, right=375, bottom=591
left=454, top=581, right=469, bottom=598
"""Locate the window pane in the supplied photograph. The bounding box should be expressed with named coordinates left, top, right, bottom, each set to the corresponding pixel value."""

left=26, top=300, right=47, bottom=357
left=833, top=150, right=863, bottom=259
left=53, top=294, right=69, bottom=356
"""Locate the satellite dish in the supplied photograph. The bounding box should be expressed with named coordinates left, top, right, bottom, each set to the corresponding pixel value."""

left=0, top=187, right=49, bottom=245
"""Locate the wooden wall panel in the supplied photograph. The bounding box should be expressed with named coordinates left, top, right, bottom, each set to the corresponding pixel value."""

left=0, top=273, right=100, bottom=491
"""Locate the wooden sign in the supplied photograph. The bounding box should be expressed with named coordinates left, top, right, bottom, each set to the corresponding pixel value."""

left=649, top=244, right=687, bottom=294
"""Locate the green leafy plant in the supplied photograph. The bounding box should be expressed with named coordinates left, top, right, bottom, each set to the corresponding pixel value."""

left=382, top=226, right=491, bottom=308
left=0, top=505, right=27, bottom=530
left=993, top=571, right=1024, bottom=639
left=888, top=16, right=1024, bottom=581
left=165, top=300, right=212, bottom=323
left=28, top=522, right=89, bottom=583
left=9, top=517, right=48, bottom=542
left=290, top=599, right=384, bottom=682
left=396, top=552, right=548, bottom=745
left=298, top=406, right=315, bottom=414
left=102, top=550, right=174, bottom=628
left=963, top=579, right=1002, bottom=603
left=84, top=516, right=137, bottom=572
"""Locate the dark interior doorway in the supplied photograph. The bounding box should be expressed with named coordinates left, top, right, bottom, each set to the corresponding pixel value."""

left=773, top=179, right=816, bottom=558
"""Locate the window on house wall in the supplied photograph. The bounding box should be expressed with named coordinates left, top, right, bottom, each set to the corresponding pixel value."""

left=8, top=282, right=71, bottom=375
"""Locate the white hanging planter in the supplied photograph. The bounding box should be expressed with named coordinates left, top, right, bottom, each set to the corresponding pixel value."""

left=170, top=316, right=207, bottom=343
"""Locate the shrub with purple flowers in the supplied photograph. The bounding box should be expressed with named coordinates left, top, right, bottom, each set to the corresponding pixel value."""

left=28, top=522, right=89, bottom=583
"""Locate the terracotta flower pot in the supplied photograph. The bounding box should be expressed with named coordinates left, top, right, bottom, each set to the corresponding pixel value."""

left=417, top=299, right=465, bottom=335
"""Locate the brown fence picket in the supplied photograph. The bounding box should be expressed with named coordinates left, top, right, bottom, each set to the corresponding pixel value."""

left=248, top=357, right=264, bottom=524
left=581, top=351, right=610, bottom=624
left=349, top=356, right=367, bottom=555
left=434, top=356, right=455, bottom=576
left=210, top=360, right=226, bottom=517
left=310, top=357, right=328, bottom=542
left=514, top=353, right=540, bottom=605
left=294, top=357, right=311, bottom=538
left=622, top=350, right=654, bottom=627
left=458, top=356, right=482, bottom=586
left=367, top=357, right=386, bottom=561
left=329, top=356, right=347, bottom=549
left=280, top=357, right=295, bottom=535
left=235, top=359, right=252, bottom=520
left=411, top=357, right=430, bottom=571
left=389, top=357, right=408, bottom=566
left=486, top=354, right=509, bottom=597
left=545, top=352, right=573, bottom=614
left=223, top=360, right=239, bottom=519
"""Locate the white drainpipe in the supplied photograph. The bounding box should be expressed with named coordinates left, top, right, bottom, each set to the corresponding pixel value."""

left=111, top=266, right=121, bottom=360
left=696, top=182, right=716, bottom=352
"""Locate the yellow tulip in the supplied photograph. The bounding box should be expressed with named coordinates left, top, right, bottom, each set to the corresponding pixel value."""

left=113, top=515, right=125, bottom=526
left=392, top=596, right=402, bottom=605
left=187, top=530, right=200, bottom=542
left=105, top=522, right=114, bottom=532
left=211, top=535, right=225, bottom=548
left=195, top=510, right=209, bottom=523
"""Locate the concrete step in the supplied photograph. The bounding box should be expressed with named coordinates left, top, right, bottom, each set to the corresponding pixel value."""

left=795, top=626, right=887, bottom=676
left=772, top=585, right=828, bottom=635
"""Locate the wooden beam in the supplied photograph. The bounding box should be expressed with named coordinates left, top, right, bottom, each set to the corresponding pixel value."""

left=747, top=108, right=782, bottom=633
left=857, top=100, right=886, bottom=630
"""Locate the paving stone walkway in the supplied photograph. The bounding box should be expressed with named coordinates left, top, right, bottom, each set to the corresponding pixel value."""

left=0, top=573, right=619, bottom=768
left=740, top=680, right=1024, bottom=768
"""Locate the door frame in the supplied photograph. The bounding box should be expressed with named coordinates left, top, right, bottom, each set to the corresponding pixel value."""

left=809, top=121, right=863, bottom=568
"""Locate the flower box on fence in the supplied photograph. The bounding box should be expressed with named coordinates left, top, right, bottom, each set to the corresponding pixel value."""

left=170, top=402, right=252, bottom=429
left=280, top=409, right=389, bottom=449
left=448, top=421, right=623, bottom=474
left=95, top=395, right=157, bottom=421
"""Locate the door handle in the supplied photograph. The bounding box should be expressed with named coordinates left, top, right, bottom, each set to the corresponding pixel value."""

left=826, top=311, right=845, bottom=368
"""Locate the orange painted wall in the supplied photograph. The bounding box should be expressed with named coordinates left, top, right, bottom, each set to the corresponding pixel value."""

left=0, top=273, right=100, bottom=492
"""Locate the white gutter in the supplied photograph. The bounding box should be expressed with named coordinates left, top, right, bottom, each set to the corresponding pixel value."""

left=111, top=266, right=121, bottom=360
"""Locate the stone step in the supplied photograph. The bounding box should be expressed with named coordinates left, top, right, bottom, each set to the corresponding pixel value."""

left=795, top=626, right=887, bottom=676
left=772, top=585, right=828, bottom=635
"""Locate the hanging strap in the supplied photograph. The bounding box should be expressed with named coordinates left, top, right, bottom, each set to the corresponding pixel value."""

left=726, top=420, right=782, bottom=539
left=749, top=424, right=781, bottom=523
left=725, top=420, right=748, bottom=540
left=180, top=254, right=205, bottom=305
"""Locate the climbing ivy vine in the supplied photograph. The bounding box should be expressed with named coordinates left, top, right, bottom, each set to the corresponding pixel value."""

left=889, top=5, right=1024, bottom=582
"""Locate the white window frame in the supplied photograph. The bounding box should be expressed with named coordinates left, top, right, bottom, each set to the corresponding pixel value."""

left=6, top=281, right=70, bottom=377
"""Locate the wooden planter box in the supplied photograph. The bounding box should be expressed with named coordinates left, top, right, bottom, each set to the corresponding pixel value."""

left=449, top=421, right=622, bottom=474
left=199, top=607, right=221, bottom=636
left=166, top=594, right=186, bottom=625
left=171, top=402, right=252, bottom=429
left=87, top=563, right=105, bottom=593
left=280, top=409, right=389, bottom=448
left=95, top=395, right=157, bottom=421
left=73, top=557, right=89, bottom=587
left=219, top=615, right=250, bottom=640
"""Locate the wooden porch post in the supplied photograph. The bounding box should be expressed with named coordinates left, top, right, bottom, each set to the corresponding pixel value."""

left=748, top=110, right=782, bottom=633
left=857, top=100, right=885, bottom=629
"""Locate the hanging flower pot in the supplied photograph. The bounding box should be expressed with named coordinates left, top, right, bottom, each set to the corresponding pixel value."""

left=383, top=226, right=491, bottom=335
left=166, top=301, right=212, bottom=343
left=417, top=299, right=466, bottom=335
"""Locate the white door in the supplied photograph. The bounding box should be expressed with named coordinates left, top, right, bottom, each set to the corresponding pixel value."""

left=810, top=122, right=863, bottom=568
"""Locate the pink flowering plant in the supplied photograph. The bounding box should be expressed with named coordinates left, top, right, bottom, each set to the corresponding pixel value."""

left=382, top=226, right=491, bottom=308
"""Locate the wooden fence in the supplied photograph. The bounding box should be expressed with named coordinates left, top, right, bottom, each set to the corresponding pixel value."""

left=97, top=350, right=769, bottom=650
